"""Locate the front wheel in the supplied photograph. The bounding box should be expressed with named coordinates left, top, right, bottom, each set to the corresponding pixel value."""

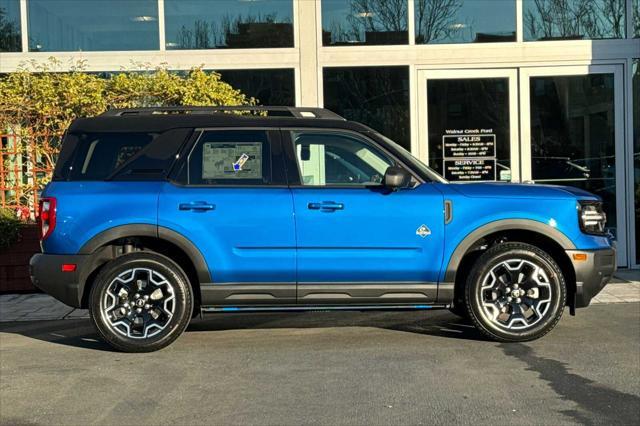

left=465, top=242, right=566, bottom=342
left=89, top=252, right=193, bottom=352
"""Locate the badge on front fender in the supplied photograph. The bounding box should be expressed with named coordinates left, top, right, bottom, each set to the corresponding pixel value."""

left=416, top=224, right=431, bottom=238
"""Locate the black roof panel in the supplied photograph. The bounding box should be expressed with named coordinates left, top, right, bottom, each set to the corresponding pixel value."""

left=69, top=108, right=370, bottom=134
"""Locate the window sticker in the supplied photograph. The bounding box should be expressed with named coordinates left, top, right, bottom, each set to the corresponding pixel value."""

left=202, top=142, right=262, bottom=179
left=233, top=153, right=250, bottom=171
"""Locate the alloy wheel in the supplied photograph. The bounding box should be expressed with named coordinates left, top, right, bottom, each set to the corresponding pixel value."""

left=101, top=268, right=176, bottom=339
left=478, top=259, right=553, bottom=331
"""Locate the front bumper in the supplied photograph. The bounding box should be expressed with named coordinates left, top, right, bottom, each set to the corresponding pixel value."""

left=30, top=253, right=90, bottom=308
left=566, top=248, right=617, bottom=308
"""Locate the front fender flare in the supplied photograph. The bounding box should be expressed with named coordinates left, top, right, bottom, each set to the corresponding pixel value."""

left=443, top=218, right=576, bottom=284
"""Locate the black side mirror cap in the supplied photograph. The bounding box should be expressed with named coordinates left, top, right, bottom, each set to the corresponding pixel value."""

left=384, top=166, right=410, bottom=190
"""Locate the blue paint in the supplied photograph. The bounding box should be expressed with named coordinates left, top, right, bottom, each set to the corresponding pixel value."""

left=41, top=160, right=613, bottom=295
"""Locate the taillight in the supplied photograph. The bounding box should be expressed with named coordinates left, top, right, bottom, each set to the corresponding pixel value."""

left=39, top=197, right=57, bottom=240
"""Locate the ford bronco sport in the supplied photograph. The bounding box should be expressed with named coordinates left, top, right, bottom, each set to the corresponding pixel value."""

left=30, top=106, right=616, bottom=352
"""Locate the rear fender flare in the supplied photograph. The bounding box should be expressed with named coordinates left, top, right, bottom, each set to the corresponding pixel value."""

left=79, top=224, right=211, bottom=283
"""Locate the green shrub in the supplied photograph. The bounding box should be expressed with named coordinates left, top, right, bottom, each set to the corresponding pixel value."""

left=0, top=208, right=21, bottom=250
left=0, top=59, right=257, bottom=219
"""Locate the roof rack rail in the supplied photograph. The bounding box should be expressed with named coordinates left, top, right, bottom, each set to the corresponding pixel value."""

left=100, top=106, right=345, bottom=120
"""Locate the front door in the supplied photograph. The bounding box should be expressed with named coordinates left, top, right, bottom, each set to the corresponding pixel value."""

left=417, top=68, right=520, bottom=183
left=520, top=65, right=627, bottom=266
left=286, top=129, right=444, bottom=305
left=159, top=129, right=296, bottom=305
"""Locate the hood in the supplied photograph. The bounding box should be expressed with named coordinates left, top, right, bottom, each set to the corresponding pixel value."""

left=448, top=182, right=600, bottom=200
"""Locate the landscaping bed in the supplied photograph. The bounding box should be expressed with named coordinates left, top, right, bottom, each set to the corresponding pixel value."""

left=0, top=224, right=39, bottom=293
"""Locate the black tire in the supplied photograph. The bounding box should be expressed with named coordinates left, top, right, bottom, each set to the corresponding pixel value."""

left=89, top=252, right=193, bottom=352
left=465, top=242, right=566, bottom=342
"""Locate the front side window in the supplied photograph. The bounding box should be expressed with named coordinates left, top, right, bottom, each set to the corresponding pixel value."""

left=187, top=130, right=272, bottom=185
left=292, top=131, right=393, bottom=187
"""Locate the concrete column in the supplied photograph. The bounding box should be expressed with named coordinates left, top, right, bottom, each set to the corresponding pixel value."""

left=296, top=0, right=320, bottom=107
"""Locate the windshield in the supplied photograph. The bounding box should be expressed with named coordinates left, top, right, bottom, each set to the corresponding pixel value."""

left=370, top=132, right=448, bottom=183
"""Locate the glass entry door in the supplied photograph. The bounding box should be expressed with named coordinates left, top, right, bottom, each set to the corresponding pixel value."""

left=520, top=65, right=626, bottom=266
left=417, top=69, right=520, bottom=183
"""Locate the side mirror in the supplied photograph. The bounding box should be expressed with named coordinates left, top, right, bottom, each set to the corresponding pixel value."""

left=384, top=166, right=411, bottom=190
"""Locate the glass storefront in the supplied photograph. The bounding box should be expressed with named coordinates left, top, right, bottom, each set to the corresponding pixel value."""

left=218, top=69, right=295, bottom=106
left=164, top=0, right=293, bottom=49
left=524, top=0, right=626, bottom=40
left=529, top=73, right=617, bottom=236
left=633, top=59, right=639, bottom=263
left=323, top=66, right=410, bottom=150
left=631, top=0, right=640, bottom=38
left=635, top=0, right=640, bottom=37
left=0, top=0, right=20, bottom=52
left=28, top=0, right=159, bottom=51
left=415, top=0, right=516, bottom=44
left=321, top=0, right=408, bottom=45
left=426, top=78, right=511, bottom=181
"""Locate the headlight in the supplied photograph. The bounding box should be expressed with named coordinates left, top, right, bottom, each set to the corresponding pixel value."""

left=578, top=201, right=606, bottom=235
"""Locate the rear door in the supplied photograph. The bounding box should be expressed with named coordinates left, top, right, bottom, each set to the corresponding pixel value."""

left=159, top=129, right=296, bottom=305
left=285, top=129, right=445, bottom=305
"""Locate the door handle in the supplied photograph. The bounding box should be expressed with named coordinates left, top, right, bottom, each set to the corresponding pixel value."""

left=308, top=201, right=344, bottom=211
left=179, top=202, right=216, bottom=211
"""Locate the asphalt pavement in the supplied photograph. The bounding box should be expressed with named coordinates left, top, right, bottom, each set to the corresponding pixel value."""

left=1, top=303, right=639, bottom=425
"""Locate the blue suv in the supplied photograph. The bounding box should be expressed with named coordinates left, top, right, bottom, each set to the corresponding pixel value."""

left=30, top=107, right=616, bottom=352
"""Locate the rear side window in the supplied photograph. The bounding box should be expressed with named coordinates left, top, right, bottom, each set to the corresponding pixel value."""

left=67, top=132, right=156, bottom=180
left=185, top=130, right=272, bottom=185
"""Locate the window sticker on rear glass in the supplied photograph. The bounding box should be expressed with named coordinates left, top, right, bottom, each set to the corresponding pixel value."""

left=202, top=142, right=262, bottom=179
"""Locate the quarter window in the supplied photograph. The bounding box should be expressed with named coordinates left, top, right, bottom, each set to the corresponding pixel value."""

left=68, top=132, right=156, bottom=180
left=187, top=130, right=272, bottom=185
left=292, top=131, right=393, bottom=187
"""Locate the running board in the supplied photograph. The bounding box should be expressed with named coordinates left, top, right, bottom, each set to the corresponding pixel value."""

left=200, top=304, right=450, bottom=313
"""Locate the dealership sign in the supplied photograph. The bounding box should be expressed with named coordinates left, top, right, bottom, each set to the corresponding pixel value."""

left=442, top=130, right=496, bottom=181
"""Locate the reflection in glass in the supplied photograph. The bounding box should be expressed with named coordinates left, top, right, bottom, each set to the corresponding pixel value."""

left=524, top=0, right=626, bottom=41
left=323, top=67, right=410, bottom=150
left=634, top=0, right=640, bottom=37
left=322, top=0, right=408, bottom=46
left=530, top=74, right=617, bottom=236
left=217, top=69, right=295, bottom=106
left=165, top=0, right=293, bottom=49
left=633, top=60, right=639, bottom=263
left=28, top=0, right=159, bottom=51
left=415, top=0, right=516, bottom=44
left=427, top=78, right=511, bottom=181
left=0, top=0, right=20, bottom=52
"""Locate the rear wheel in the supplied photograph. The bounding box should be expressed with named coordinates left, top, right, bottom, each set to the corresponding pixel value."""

left=89, top=252, right=193, bottom=352
left=465, top=242, right=566, bottom=342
